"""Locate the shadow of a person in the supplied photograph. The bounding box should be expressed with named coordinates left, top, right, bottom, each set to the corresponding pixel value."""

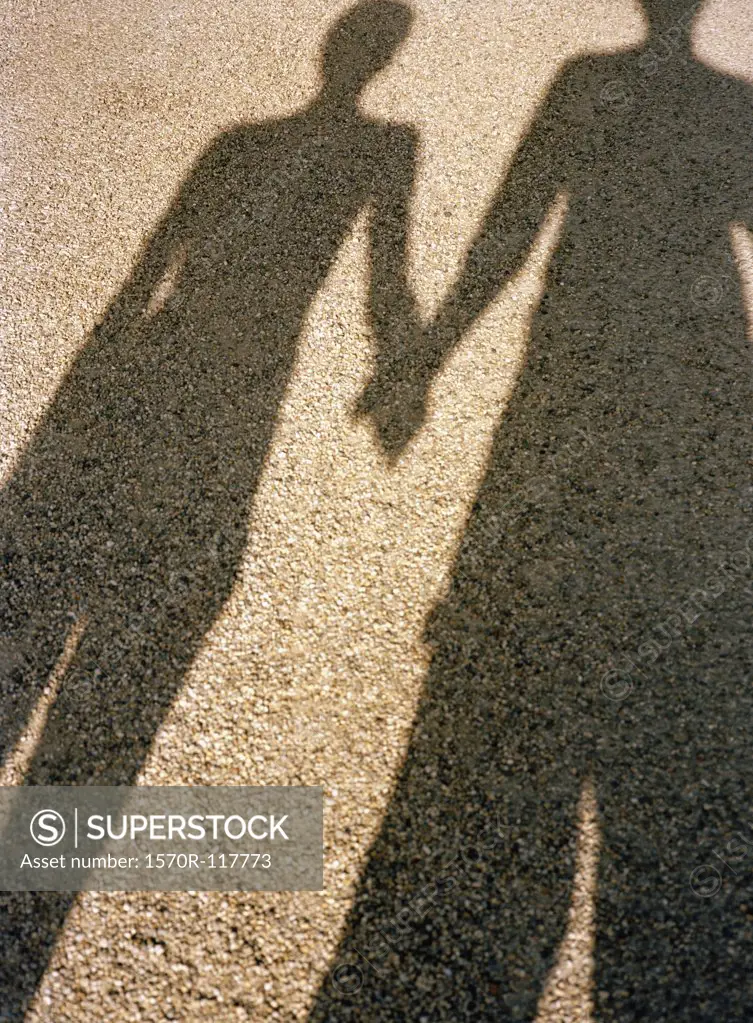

left=311, top=2, right=753, bottom=1020
left=0, top=1, right=418, bottom=1013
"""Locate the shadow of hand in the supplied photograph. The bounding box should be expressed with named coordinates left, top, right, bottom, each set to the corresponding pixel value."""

left=353, top=368, right=430, bottom=462
left=354, top=319, right=456, bottom=462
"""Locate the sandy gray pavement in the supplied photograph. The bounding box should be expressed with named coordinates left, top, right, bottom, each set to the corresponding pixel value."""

left=3, top=0, right=753, bottom=1020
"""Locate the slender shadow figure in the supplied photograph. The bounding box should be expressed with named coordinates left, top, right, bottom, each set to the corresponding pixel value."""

left=0, top=2, right=418, bottom=1012
left=311, top=2, right=753, bottom=1021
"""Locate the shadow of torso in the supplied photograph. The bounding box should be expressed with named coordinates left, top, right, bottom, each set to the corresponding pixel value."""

left=311, top=52, right=753, bottom=1023
left=1, top=108, right=415, bottom=783
left=0, top=2, right=420, bottom=1009
left=446, top=53, right=753, bottom=708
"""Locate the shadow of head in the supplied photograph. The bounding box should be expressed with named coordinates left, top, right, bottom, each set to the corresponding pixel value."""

left=321, top=0, right=414, bottom=100
left=639, top=0, right=705, bottom=33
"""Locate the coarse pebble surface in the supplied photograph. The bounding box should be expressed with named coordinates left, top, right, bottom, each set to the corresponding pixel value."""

left=3, top=1, right=753, bottom=1021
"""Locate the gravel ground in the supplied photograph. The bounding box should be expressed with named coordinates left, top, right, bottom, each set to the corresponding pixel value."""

left=3, top=1, right=753, bottom=1021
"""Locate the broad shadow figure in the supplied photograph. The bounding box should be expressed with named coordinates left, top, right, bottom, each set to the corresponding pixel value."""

left=311, top=2, right=753, bottom=1021
left=0, top=2, right=418, bottom=1014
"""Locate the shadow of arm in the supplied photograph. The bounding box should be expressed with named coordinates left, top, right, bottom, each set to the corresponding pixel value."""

left=357, top=124, right=425, bottom=458
left=368, top=124, right=422, bottom=353
left=92, top=135, right=229, bottom=341
left=427, top=76, right=572, bottom=368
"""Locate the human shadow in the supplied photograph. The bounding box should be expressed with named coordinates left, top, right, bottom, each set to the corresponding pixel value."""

left=0, top=1, right=418, bottom=1014
left=311, top=2, right=753, bottom=1020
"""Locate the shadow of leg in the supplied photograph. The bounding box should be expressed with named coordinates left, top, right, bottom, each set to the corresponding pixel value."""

left=311, top=634, right=585, bottom=1022
left=0, top=558, right=234, bottom=1012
